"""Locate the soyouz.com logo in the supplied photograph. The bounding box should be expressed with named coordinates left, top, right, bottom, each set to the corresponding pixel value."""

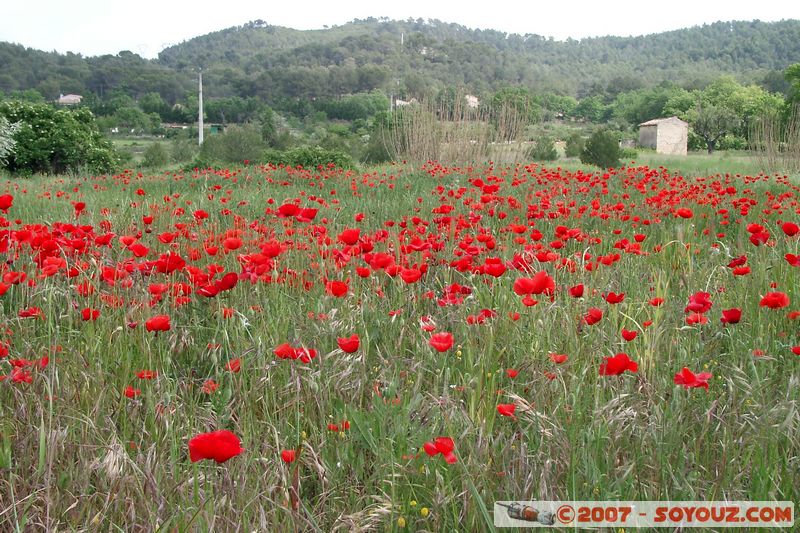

left=494, top=501, right=794, bottom=528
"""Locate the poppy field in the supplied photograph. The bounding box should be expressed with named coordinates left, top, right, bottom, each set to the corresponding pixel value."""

left=1, top=161, right=799, bottom=531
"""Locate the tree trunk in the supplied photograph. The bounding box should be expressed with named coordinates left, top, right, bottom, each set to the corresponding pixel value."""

left=706, top=140, right=715, bottom=154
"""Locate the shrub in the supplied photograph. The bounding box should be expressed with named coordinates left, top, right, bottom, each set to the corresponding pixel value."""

left=528, top=134, right=558, bottom=161
left=565, top=133, right=585, bottom=158
left=170, top=138, right=197, bottom=163
left=200, top=124, right=265, bottom=163
left=580, top=129, right=621, bottom=169
left=619, top=147, right=638, bottom=160
left=262, top=146, right=354, bottom=169
left=142, top=142, right=169, bottom=168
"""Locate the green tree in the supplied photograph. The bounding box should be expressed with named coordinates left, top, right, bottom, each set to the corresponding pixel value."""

left=259, top=106, right=277, bottom=144
left=573, top=96, right=609, bottom=123
left=139, top=92, right=169, bottom=118
left=692, top=104, right=740, bottom=154
left=784, top=63, right=800, bottom=103
left=580, top=129, right=620, bottom=169
left=491, top=87, right=541, bottom=124
left=0, top=100, right=117, bottom=174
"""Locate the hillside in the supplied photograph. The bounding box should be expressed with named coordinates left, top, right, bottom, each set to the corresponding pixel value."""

left=1, top=18, right=798, bottom=105
left=156, top=18, right=800, bottom=98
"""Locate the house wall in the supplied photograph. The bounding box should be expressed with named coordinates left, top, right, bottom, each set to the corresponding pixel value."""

left=639, top=125, right=658, bottom=149
left=656, top=123, right=688, bottom=155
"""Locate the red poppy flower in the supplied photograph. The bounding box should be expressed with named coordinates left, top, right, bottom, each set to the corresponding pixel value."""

left=18, top=307, right=44, bottom=319
left=337, top=334, right=360, bottom=353
left=676, top=207, right=693, bottom=218
left=513, top=271, right=554, bottom=296
left=497, top=403, right=516, bottom=417
left=685, top=292, right=712, bottom=314
left=621, top=329, right=637, bottom=341
left=760, top=292, right=790, bottom=309
left=720, top=308, right=742, bottom=324
left=281, top=449, right=296, bottom=463
left=568, top=284, right=584, bottom=298
left=400, top=268, right=422, bottom=284
left=727, top=255, right=747, bottom=268
left=686, top=313, right=709, bottom=325
left=81, top=308, right=100, bottom=321
left=792, top=346, right=800, bottom=355
left=202, top=379, right=219, bottom=394
left=325, top=280, right=349, bottom=297
left=673, top=367, right=712, bottom=389
left=781, top=221, right=799, bottom=237
left=188, top=430, right=243, bottom=463
left=429, top=332, right=454, bottom=352
left=225, top=358, right=241, bottom=373
left=124, top=386, right=141, bottom=398
left=604, top=292, right=625, bottom=304
left=136, top=370, right=158, bottom=379
left=549, top=353, right=568, bottom=364
left=338, top=228, right=360, bottom=245
left=0, top=194, right=13, bottom=212
left=583, top=307, right=603, bottom=325
left=423, top=437, right=457, bottom=464
left=649, top=297, right=665, bottom=307
left=145, top=314, right=171, bottom=332
left=506, top=368, right=519, bottom=378
left=599, top=353, right=638, bottom=376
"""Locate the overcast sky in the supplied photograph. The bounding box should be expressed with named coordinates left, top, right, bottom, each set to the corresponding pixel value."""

left=2, top=0, right=799, bottom=59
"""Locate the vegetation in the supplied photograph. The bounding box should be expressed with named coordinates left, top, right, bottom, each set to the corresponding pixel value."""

left=528, top=134, right=558, bottom=161
left=1, top=161, right=798, bottom=530
left=0, top=100, right=117, bottom=174
left=0, top=115, right=18, bottom=165
left=580, top=129, right=621, bottom=168
left=565, top=132, right=585, bottom=157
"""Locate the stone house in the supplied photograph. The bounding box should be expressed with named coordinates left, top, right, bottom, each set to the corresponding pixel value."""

left=638, top=116, right=688, bottom=155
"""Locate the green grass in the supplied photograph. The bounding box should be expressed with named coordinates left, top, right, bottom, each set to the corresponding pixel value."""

left=0, top=161, right=798, bottom=531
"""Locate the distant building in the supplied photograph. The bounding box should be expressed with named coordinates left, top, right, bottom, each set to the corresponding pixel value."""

left=465, top=95, right=480, bottom=109
left=57, top=94, right=82, bottom=105
left=394, top=97, right=417, bottom=108
left=638, top=116, right=688, bottom=155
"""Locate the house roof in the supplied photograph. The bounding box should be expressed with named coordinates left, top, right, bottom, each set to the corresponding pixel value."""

left=639, top=116, right=687, bottom=127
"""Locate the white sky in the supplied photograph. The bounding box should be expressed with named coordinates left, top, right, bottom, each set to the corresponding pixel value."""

left=2, top=0, right=799, bottom=59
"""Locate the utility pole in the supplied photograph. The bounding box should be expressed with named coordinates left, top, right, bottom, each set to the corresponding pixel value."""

left=198, top=69, right=204, bottom=146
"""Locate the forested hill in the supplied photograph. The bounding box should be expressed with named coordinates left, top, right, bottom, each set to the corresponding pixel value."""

left=2, top=18, right=799, bottom=105
left=155, top=18, right=800, bottom=97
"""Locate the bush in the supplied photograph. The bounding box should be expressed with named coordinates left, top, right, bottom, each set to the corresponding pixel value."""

left=565, top=133, right=585, bottom=158
left=528, top=134, right=558, bottom=161
left=0, top=100, right=117, bottom=174
left=363, top=131, right=393, bottom=164
left=262, top=146, right=354, bottom=169
left=142, top=142, right=169, bottom=168
left=580, top=129, right=621, bottom=169
left=171, top=138, right=198, bottom=163
left=619, top=147, right=638, bottom=160
left=200, top=124, right=265, bottom=163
